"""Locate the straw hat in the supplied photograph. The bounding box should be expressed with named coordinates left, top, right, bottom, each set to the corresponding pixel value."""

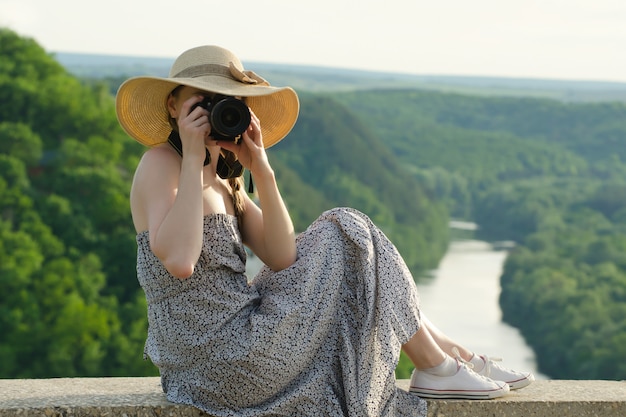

left=115, top=45, right=299, bottom=148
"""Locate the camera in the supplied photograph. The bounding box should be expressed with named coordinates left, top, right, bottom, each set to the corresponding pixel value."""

left=192, top=94, right=251, bottom=141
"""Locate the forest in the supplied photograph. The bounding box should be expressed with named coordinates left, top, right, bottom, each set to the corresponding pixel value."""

left=1, top=28, right=625, bottom=380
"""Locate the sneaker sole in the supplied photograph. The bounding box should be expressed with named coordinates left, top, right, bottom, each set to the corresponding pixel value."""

left=507, top=375, right=535, bottom=390
left=409, top=386, right=509, bottom=400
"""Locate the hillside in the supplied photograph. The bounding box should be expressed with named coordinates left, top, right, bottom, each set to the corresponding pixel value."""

left=2, top=28, right=626, bottom=380
left=94, top=49, right=626, bottom=380
left=330, top=88, right=626, bottom=379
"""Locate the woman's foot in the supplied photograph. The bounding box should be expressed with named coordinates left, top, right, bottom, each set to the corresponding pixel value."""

left=470, top=354, right=535, bottom=390
left=409, top=355, right=510, bottom=399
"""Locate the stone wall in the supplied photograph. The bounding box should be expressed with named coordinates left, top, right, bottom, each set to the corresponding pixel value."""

left=1, top=378, right=625, bottom=417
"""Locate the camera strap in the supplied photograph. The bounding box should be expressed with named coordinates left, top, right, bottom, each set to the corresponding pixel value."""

left=167, top=131, right=248, bottom=184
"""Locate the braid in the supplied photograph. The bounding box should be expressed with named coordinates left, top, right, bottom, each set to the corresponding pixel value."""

left=229, top=176, right=245, bottom=221
left=222, top=150, right=246, bottom=225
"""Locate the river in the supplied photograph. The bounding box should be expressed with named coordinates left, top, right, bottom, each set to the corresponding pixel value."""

left=245, top=237, right=547, bottom=380
left=416, top=239, right=547, bottom=379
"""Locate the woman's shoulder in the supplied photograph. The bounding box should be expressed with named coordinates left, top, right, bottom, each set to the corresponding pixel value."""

left=139, top=144, right=180, bottom=166
left=130, top=145, right=180, bottom=232
left=133, top=145, right=180, bottom=183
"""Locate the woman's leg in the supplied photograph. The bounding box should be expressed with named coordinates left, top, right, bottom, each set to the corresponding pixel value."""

left=420, top=315, right=474, bottom=361
left=401, top=321, right=447, bottom=369
left=403, top=324, right=510, bottom=399
left=417, top=314, right=535, bottom=390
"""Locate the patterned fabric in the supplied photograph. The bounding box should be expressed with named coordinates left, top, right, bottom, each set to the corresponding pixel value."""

left=136, top=207, right=427, bottom=416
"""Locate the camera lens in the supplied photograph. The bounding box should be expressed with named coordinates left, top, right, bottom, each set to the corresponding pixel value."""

left=210, top=98, right=251, bottom=140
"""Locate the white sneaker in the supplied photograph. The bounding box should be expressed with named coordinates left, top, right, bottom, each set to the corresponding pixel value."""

left=472, top=354, right=535, bottom=390
left=409, top=358, right=510, bottom=399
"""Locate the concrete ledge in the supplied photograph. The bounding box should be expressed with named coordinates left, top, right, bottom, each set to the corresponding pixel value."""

left=400, top=379, right=626, bottom=417
left=0, top=377, right=624, bottom=417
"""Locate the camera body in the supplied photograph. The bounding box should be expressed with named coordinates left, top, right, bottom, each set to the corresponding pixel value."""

left=192, top=94, right=251, bottom=142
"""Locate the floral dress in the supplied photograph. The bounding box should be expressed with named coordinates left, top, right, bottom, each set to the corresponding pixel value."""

left=136, top=207, right=427, bottom=416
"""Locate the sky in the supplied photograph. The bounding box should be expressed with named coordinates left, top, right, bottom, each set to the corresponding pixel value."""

left=2, top=0, right=626, bottom=82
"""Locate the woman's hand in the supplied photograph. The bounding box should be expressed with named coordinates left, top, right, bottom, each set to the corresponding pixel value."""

left=216, top=110, right=272, bottom=178
left=177, top=95, right=212, bottom=165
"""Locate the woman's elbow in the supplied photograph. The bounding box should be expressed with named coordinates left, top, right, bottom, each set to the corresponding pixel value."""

left=267, top=250, right=297, bottom=272
left=155, top=249, right=196, bottom=279
left=151, top=241, right=198, bottom=279
left=163, top=260, right=195, bottom=279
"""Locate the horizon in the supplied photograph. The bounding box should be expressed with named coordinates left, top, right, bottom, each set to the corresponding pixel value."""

left=54, top=50, right=626, bottom=88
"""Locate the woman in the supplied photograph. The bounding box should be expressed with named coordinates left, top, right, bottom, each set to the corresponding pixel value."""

left=116, top=45, right=533, bottom=417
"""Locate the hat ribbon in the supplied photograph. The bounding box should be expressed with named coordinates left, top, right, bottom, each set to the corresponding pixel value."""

left=172, top=62, right=270, bottom=86
left=228, top=62, right=270, bottom=86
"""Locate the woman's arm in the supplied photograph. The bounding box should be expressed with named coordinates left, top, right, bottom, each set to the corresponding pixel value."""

left=219, top=111, right=297, bottom=271
left=131, top=145, right=206, bottom=278
left=130, top=94, right=210, bottom=279
left=240, top=169, right=297, bottom=271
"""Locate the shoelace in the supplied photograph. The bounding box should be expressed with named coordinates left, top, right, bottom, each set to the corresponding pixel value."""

left=451, top=346, right=473, bottom=369
left=480, top=354, right=513, bottom=378
left=450, top=347, right=498, bottom=383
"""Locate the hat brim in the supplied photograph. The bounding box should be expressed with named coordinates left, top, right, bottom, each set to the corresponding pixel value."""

left=116, top=75, right=299, bottom=148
